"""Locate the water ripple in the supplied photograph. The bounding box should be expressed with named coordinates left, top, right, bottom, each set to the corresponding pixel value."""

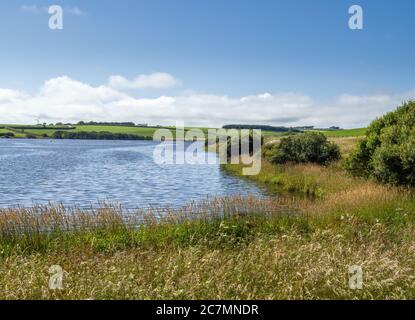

left=0, top=139, right=264, bottom=209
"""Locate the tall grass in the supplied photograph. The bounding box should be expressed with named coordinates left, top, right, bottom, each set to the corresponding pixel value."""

left=0, top=192, right=414, bottom=299
left=224, top=160, right=359, bottom=198
left=0, top=197, right=295, bottom=255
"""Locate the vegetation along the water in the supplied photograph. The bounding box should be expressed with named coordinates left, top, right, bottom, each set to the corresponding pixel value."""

left=0, top=103, right=414, bottom=299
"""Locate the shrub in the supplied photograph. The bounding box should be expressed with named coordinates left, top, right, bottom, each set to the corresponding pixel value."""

left=0, top=132, right=15, bottom=138
left=268, top=132, right=340, bottom=165
left=347, top=101, right=415, bottom=186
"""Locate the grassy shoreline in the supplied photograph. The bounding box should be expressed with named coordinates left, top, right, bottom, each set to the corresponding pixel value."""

left=1, top=189, right=414, bottom=299
left=1, top=135, right=414, bottom=299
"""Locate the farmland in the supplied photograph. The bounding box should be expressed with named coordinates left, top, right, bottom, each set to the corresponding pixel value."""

left=0, top=124, right=367, bottom=142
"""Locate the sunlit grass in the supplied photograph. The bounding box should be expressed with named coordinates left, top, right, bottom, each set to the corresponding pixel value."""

left=0, top=192, right=414, bottom=299
left=313, top=128, right=367, bottom=137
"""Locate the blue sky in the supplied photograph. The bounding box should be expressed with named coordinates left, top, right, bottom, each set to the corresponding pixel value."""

left=0, top=0, right=414, bottom=127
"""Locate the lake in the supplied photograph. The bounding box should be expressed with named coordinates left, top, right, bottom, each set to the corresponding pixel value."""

left=0, top=139, right=264, bottom=209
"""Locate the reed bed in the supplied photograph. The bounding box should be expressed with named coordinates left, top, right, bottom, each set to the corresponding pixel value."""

left=0, top=196, right=295, bottom=231
left=0, top=196, right=297, bottom=256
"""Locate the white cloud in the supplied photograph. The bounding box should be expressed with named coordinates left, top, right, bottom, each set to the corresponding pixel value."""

left=20, top=5, right=41, bottom=13
left=66, top=7, right=86, bottom=16
left=0, top=88, right=27, bottom=102
left=20, top=5, right=86, bottom=16
left=0, top=75, right=412, bottom=127
left=108, top=73, right=181, bottom=90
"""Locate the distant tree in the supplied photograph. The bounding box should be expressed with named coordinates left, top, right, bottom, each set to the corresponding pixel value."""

left=52, top=131, right=152, bottom=141
left=223, top=124, right=300, bottom=133
left=76, top=121, right=137, bottom=127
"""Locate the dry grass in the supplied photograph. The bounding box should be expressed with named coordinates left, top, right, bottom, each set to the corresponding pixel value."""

left=0, top=188, right=414, bottom=299
left=1, top=218, right=414, bottom=299
left=328, top=137, right=362, bottom=158
left=212, top=137, right=415, bottom=300
left=225, top=159, right=360, bottom=198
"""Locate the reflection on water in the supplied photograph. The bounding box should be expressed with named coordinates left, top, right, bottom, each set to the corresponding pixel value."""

left=0, top=139, right=264, bottom=209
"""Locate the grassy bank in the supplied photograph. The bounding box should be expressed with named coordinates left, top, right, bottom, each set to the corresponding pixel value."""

left=0, top=191, right=414, bottom=299
left=1, top=134, right=414, bottom=299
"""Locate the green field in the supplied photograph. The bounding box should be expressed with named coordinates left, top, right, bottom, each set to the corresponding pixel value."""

left=22, top=125, right=160, bottom=138
left=0, top=128, right=26, bottom=138
left=259, top=128, right=366, bottom=143
left=311, top=128, right=367, bottom=137
left=0, top=124, right=367, bottom=141
left=0, top=125, right=209, bottom=139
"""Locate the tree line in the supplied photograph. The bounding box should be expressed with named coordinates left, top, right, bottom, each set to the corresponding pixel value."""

left=52, top=131, right=153, bottom=141
left=222, top=125, right=301, bottom=133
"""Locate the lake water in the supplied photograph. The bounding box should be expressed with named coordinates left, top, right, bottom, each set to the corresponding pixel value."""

left=0, top=139, right=264, bottom=209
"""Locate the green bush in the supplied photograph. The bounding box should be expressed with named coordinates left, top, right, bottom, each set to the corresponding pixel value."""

left=347, top=101, right=415, bottom=186
left=268, top=132, right=340, bottom=165
left=0, top=132, right=15, bottom=138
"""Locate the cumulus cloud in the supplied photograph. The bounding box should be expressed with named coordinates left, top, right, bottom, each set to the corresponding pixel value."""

left=0, top=75, right=412, bottom=127
left=0, top=88, right=27, bottom=102
left=108, top=73, right=181, bottom=90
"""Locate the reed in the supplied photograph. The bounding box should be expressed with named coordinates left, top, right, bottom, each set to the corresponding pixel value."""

left=0, top=192, right=414, bottom=299
left=0, top=196, right=296, bottom=255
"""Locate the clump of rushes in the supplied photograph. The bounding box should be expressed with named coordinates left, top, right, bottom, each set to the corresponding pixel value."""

left=0, top=197, right=295, bottom=255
